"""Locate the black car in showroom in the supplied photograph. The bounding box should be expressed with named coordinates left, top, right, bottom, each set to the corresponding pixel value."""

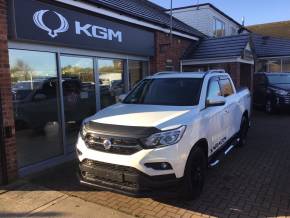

left=254, top=73, right=290, bottom=113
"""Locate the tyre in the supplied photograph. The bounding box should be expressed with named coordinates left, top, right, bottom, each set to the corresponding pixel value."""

left=238, top=115, right=249, bottom=147
left=265, top=99, right=275, bottom=114
left=182, top=146, right=207, bottom=200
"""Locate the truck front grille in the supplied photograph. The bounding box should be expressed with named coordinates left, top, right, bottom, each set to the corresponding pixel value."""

left=84, top=133, right=142, bottom=155
left=284, top=94, right=290, bottom=104
left=80, top=159, right=140, bottom=188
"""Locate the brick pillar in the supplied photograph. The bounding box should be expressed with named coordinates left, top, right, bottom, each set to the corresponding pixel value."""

left=240, top=63, right=254, bottom=91
left=0, top=0, right=17, bottom=182
left=150, top=31, right=193, bottom=74
left=226, top=62, right=240, bottom=88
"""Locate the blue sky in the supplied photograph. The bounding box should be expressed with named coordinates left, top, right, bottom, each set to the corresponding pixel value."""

left=149, top=0, right=290, bottom=26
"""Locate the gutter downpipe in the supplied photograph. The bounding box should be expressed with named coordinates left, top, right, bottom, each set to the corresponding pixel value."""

left=170, top=0, right=173, bottom=45
left=0, top=90, right=8, bottom=185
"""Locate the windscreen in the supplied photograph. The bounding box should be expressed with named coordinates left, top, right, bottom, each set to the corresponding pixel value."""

left=267, top=74, right=290, bottom=84
left=123, top=78, right=202, bottom=106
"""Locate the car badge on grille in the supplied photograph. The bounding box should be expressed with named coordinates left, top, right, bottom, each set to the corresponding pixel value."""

left=103, top=139, right=112, bottom=150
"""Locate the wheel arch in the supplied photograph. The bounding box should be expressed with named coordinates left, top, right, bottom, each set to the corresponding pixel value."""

left=188, top=138, right=209, bottom=162
left=242, top=110, right=249, bottom=120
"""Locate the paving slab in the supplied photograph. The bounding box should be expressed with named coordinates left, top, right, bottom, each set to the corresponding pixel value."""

left=0, top=182, right=133, bottom=218
left=31, top=195, right=133, bottom=218
left=0, top=183, right=65, bottom=217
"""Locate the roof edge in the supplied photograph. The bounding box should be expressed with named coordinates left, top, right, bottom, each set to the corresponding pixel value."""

left=80, top=0, right=204, bottom=38
left=166, top=3, right=243, bottom=28
left=57, top=0, right=202, bottom=39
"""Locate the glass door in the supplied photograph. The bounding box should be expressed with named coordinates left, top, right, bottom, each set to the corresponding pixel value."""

left=60, top=55, right=96, bottom=148
left=128, top=60, right=148, bottom=89
left=9, top=49, right=63, bottom=168
left=98, top=59, right=125, bottom=109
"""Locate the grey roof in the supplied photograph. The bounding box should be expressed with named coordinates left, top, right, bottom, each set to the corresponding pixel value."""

left=184, top=34, right=250, bottom=60
left=83, top=0, right=204, bottom=38
left=252, top=34, right=290, bottom=58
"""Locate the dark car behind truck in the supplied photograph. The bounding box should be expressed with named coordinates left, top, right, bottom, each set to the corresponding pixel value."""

left=254, top=72, right=290, bottom=113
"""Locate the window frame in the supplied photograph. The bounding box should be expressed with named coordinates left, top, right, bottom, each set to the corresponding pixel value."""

left=213, top=18, right=226, bottom=37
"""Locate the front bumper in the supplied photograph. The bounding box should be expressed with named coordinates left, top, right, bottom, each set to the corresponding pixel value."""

left=273, top=95, right=290, bottom=108
left=78, top=159, right=181, bottom=196
left=76, top=133, right=187, bottom=178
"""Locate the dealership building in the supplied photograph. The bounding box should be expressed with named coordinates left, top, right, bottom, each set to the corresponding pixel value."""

left=0, top=0, right=206, bottom=183
left=0, top=0, right=290, bottom=183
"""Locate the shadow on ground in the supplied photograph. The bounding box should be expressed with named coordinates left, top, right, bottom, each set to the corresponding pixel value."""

left=2, top=111, right=290, bottom=218
left=0, top=212, right=64, bottom=218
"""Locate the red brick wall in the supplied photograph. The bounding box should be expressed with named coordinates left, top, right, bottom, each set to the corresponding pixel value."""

left=150, top=31, right=193, bottom=74
left=0, top=0, right=17, bottom=182
left=240, top=63, right=254, bottom=91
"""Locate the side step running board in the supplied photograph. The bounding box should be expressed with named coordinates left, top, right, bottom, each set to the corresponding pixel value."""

left=209, top=138, right=239, bottom=167
left=209, top=160, right=219, bottom=167
left=224, top=145, right=234, bottom=155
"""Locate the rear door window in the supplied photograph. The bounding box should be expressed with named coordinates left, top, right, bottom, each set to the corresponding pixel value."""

left=219, top=79, right=234, bottom=97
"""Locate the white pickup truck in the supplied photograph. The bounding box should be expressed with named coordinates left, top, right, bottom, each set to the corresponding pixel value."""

left=76, top=71, right=251, bottom=199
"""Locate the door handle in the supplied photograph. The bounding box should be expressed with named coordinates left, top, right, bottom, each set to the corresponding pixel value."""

left=225, top=109, right=230, bottom=113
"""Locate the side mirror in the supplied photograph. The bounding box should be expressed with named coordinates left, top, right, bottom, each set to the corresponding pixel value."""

left=206, top=96, right=226, bottom=107
left=34, top=93, right=47, bottom=101
left=117, top=94, right=126, bottom=102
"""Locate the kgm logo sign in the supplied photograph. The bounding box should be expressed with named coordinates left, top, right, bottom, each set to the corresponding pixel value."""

left=33, top=10, right=69, bottom=38
left=12, top=0, right=154, bottom=56
left=32, top=9, right=123, bottom=42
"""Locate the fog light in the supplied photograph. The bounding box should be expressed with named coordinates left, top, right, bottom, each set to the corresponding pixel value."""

left=144, top=162, right=172, bottom=170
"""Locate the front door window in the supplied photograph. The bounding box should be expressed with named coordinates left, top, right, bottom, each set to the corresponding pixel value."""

left=9, top=49, right=147, bottom=168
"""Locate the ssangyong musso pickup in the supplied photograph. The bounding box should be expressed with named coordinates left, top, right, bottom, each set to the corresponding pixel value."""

left=76, top=71, right=251, bottom=199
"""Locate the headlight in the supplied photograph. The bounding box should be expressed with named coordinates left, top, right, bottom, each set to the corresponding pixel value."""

left=272, top=88, right=288, bottom=96
left=141, top=126, right=186, bottom=148
left=80, top=124, right=87, bottom=139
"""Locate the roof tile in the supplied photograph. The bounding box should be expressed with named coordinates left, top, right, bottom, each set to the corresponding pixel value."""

left=184, top=34, right=250, bottom=60
left=252, top=34, right=290, bottom=57
left=83, top=0, right=204, bottom=37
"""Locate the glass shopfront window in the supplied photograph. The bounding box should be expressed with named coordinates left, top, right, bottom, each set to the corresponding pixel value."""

left=60, top=56, right=96, bottom=147
left=98, top=59, right=125, bottom=108
left=256, top=58, right=290, bottom=73
left=256, top=59, right=268, bottom=72
left=268, top=58, right=282, bottom=72
left=9, top=49, right=63, bottom=168
left=9, top=48, right=148, bottom=169
left=128, top=60, right=148, bottom=89
left=282, top=58, right=290, bottom=72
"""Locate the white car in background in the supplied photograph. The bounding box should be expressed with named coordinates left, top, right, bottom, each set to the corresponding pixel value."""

left=76, top=70, right=251, bottom=199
